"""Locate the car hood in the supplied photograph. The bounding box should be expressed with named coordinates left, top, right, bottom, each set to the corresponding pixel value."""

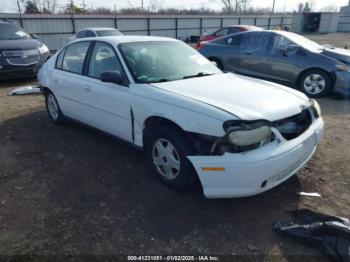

left=151, top=73, right=309, bottom=121
left=0, top=39, right=41, bottom=50
left=322, top=47, right=350, bottom=64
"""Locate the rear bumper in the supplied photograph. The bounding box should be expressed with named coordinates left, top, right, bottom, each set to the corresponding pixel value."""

left=333, top=71, right=350, bottom=97
left=188, top=117, right=324, bottom=198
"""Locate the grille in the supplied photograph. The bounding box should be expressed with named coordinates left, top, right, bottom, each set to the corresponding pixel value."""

left=273, top=108, right=312, bottom=140
left=3, top=49, right=39, bottom=57
left=6, top=56, right=40, bottom=66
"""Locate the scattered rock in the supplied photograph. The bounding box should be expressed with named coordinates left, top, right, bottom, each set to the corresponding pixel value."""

left=247, top=244, right=259, bottom=251
left=14, top=186, right=23, bottom=190
left=57, top=153, right=65, bottom=160
left=99, top=202, right=107, bottom=207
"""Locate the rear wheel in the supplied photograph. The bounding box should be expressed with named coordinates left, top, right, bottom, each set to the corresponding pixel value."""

left=45, top=91, right=64, bottom=125
left=298, top=69, right=333, bottom=98
left=145, top=127, right=196, bottom=190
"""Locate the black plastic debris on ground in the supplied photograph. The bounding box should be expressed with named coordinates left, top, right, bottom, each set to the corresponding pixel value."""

left=273, top=209, right=350, bottom=262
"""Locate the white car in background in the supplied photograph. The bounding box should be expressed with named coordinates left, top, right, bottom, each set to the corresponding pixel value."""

left=68, top=27, right=123, bottom=43
left=38, top=36, right=324, bottom=198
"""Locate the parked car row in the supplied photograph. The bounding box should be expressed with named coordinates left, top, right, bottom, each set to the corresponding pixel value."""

left=38, top=35, right=324, bottom=198
left=195, top=25, right=262, bottom=49
left=0, top=19, right=50, bottom=80
left=197, top=30, right=350, bottom=98
left=0, top=20, right=123, bottom=80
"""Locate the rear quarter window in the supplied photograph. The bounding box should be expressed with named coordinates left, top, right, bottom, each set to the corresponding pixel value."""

left=59, top=41, right=90, bottom=74
left=55, top=48, right=66, bottom=69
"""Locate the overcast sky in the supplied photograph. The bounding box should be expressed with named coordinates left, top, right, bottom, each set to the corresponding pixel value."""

left=1, top=0, right=349, bottom=13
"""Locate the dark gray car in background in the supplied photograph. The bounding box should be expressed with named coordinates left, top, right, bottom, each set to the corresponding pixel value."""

left=0, top=19, right=50, bottom=80
left=198, top=30, right=350, bottom=97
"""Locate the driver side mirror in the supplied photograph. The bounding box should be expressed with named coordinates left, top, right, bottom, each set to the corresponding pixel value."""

left=101, top=70, right=123, bottom=84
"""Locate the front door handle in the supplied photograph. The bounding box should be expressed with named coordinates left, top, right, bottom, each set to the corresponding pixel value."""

left=83, top=86, right=91, bottom=92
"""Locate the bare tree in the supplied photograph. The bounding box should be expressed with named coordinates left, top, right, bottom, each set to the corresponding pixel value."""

left=220, top=0, right=247, bottom=14
left=149, top=0, right=163, bottom=12
left=319, top=4, right=339, bottom=12
left=220, top=0, right=233, bottom=13
left=242, top=0, right=250, bottom=13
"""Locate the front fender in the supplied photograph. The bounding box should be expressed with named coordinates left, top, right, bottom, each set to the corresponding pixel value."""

left=131, top=84, right=236, bottom=147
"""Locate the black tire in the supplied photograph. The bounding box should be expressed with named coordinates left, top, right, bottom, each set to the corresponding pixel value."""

left=209, top=58, right=224, bottom=71
left=45, top=91, right=64, bottom=125
left=145, top=127, right=196, bottom=191
left=298, top=69, right=333, bottom=98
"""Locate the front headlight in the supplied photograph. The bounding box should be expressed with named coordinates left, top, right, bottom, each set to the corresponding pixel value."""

left=38, top=44, right=49, bottom=54
left=227, top=125, right=272, bottom=147
left=336, top=64, right=350, bottom=73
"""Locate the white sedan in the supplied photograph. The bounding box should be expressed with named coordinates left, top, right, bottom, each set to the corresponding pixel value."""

left=38, top=36, right=324, bottom=198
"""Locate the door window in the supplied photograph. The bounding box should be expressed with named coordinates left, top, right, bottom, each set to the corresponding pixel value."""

left=226, top=34, right=243, bottom=47
left=88, top=42, right=123, bottom=80
left=86, top=30, right=95, bottom=37
left=240, top=32, right=269, bottom=54
left=76, top=30, right=87, bottom=38
left=228, top=27, right=241, bottom=34
left=270, top=34, right=298, bottom=55
left=61, top=41, right=90, bottom=74
left=214, top=28, right=229, bottom=37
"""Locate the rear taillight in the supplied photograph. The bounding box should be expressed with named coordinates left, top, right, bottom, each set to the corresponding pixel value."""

left=196, top=42, right=205, bottom=50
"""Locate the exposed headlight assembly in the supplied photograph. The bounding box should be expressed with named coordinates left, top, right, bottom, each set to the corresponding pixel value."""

left=224, top=121, right=272, bottom=147
left=310, top=99, right=322, bottom=118
left=313, top=99, right=322, bottom=117
left=38, top=44, right=49, bottom=54
left=227, top=126, right=272, bottom=146
left=336, top=64, right=350, bottom=73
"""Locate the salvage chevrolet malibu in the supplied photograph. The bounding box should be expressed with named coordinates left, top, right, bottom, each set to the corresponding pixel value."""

left=38, top=36, right=324, bottom=198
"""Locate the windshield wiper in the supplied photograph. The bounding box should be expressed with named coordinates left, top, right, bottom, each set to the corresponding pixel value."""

left=151, top=78, right=168, bottom=83
left=183, top=72, right=213, bottom=79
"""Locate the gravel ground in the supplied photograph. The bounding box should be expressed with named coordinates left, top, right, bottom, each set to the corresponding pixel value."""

left=1, top=34, right=350, bottom=261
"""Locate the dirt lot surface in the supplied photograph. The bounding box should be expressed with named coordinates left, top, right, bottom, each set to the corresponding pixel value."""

left=1, top=34, right=350, bottom=261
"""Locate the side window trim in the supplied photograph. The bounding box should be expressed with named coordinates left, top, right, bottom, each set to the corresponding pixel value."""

left=55, top=40, right=92, bottom=76
left=55, top=47, right=67, bottom=69
left=83, top=41, right=96, bottom=76
left=85, top=40, right=130, bottom=87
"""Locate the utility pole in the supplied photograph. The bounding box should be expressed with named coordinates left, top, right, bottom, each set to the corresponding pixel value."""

left=271, top=0, right=276, bottom=14
left=16, top=0, right=23, bottom=27
left=141, top=0, right=144, bottom=12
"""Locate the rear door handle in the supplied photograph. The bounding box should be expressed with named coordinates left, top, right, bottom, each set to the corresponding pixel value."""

left=245, top=52, right=253, bottom=55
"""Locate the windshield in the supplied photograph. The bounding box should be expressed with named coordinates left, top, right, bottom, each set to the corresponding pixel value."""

left=96, top=30, right=123, bottom=37
left=0, top=24, right=31, bottom=40
left=283, top=32, right=323, bottom=52
left=119, top=41, right=221, bottom=83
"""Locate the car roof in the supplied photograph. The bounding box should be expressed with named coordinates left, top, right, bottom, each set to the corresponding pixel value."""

left=71, top=35, right=179, bottom=45
left=79, top=27, right=120, bottom=31
left=225, top=25, right=263, bottom=30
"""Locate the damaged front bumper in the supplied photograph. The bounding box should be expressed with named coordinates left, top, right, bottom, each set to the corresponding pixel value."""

left=188, top=117, right=324, bottom=198
left=333, top=70, right=350, bottom=97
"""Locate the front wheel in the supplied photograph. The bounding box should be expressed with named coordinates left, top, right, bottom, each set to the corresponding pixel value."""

left=145, top=127, right=196, bottom=191
left=298, top=69, right=333, bottom=98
